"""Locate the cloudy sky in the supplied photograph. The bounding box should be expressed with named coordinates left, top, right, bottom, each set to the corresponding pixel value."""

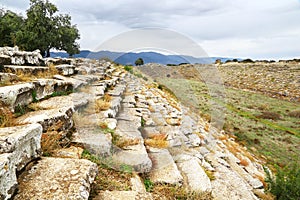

left=1, top=0, right=300, bottom=59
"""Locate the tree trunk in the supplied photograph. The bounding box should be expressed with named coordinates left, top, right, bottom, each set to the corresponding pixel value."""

left=46, top=49, right=50, bottom=57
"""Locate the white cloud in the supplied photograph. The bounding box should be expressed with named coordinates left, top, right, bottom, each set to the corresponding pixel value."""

left=1, top=0, right=300, bottom=59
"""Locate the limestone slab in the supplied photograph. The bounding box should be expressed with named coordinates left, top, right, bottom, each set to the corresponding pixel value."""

left=0, top=124, right=42, bottom=170
left=112, top=143, right=152, bottom=173
left=16, top=107, right=74, bottom=132
left=176, top=157, right=212, bottom=193
left=72, top=128, right=112, bottom=157
left=14, top=157, right=98, bottom=200
left=148, top=148, right=183, bottom=185
left=0, top=153, right=18, bottom=200
left=0, top=83, right=34, bottom=112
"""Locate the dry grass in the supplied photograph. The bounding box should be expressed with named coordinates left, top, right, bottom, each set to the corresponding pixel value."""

left=148, top=105, right=155, bottom=112
left=144, top=139, right=168, bottom=148
left=151, top=183, right=213, bottom=200
left=41, top=131, right=63, bottom=156
left=98, top=121, right=108, bottom=129
left=253, top=189, right=275, bottom=200
left=73, top=112, right=97, bottom=127
left=5, top=64, right=59, bottom=83
left=149, top=133, right=168, bottom=140
left=218, top=134, right=228, bottom=140
left=103, top=93, right=112, bottom=102
left=95, top=99, right=111, bottom=112
left=28, top=103, right=44, bottom=111
left=115, top=138, right=140, bottom=149
left=204, top=123, right=210, bottom=132
left=239, top=158, right=250, bottom=167
left=0, top=102, right=15, bottom=127
left=165, top=118, right=181, bottom=126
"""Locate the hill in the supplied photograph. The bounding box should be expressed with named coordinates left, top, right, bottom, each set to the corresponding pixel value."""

left=50, top=50, right=232, bottom=65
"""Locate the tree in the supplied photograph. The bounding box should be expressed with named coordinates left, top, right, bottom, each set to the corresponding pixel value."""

left=0, top=10, right=24, bottom=47
left=16, top=0, right=80, bottom=57
left=135, top=58, right=144, bottom=66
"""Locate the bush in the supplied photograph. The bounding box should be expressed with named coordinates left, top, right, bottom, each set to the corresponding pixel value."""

left=265, top=163, right=300, bottom=200
left=288, top=110, right=300, bottom=118
left=257, top=111, right=281, bottom=120
left=240, top=58, right=254, bottom=63
left=124, top=65, right=133, bottom=73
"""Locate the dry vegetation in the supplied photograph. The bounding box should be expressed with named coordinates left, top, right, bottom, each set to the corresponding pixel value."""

left=4, top=64, right=59, bottom=83
left=145, top=133, right=168, bottom=148
left=95, top=94, right=112, bottom=112
left=0, top=102, right=15, bottom=127
left=138, top=63, right=300, bottom=167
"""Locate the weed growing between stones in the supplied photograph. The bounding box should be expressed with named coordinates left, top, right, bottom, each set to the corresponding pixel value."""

left=144, top=178, right=154, bottom=192
left=14, top=104, right=34, bottom=117
left=141, top=174, right=213, bottom=200
left=0, top=102, right=14, bottom=127
left=81, top=149, right=133, bottom=199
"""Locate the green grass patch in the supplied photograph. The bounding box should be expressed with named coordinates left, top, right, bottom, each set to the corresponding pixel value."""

left=159, top=78, right=300, bottom=167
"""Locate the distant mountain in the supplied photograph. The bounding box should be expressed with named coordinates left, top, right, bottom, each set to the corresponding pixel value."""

left=50, top=50, right=233, bottom=65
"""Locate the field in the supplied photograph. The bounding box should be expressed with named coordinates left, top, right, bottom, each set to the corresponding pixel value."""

left=138, top=62, right=300, bottom=167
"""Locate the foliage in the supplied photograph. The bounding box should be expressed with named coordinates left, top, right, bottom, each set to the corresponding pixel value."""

left=144, top=179, right=154, bottom=192
left=265, top=163, right=300, bottom=200
left=0, top=10, right=24, bottom=47
left=124, top=65, right=133, bottom=73
left=1, top=0, right=80, bottom=57
left=135, top=57, right=144, bottom=66
left=141, top=117, right=146, bottom=127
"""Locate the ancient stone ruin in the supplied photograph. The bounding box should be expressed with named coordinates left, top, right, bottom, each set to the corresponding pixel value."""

left=0, top=47, right=267, bottom=199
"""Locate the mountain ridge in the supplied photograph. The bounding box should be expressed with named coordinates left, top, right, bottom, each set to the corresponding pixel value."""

left=50, top=50, right=234, bottom=65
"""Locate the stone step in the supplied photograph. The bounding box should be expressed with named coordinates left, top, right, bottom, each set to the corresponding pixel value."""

left=0, top=79, right=76, bottom=112
left=107, top=84, right=126, bottom=97
left=112, top=143, right=152, bottom=173
left=16, top=107, right=73, bottom=132
left=0, top=82, right=34, bottom=112
left=31, top=92, right=90, bottom=111
left=72, top=127, right=112, bottom=158
left=174, top=154, right=212, bottom=193
left=14, top=157, right=98, bottom=200
left=72, top=74, right=103, bottom=83
left=94, top=191, right=153, bottom=200
left=112, top=105, right=152, bottom=173
left=4, top=65, right=49, bottom=75
left=33, top=79, right=73, bottom=101
left=102, top=96, right=122, bottom=118
left=53, top=75, right=87, bottom=90
left=148, top=147, right=183, bottom=185
left=205, top=153, right=259, bottom=200
left=0, top=47, right=43, bottom=66
left=0, top=153, right=18, bottom=200
left=55, top=64, right=76, bottom=76
left=0, top=124, right=42, bottom=199
left=0, top=72, right=18, bottom=83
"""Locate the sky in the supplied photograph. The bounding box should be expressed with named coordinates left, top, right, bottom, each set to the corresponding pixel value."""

left=1, top=0, right=300, bottom=59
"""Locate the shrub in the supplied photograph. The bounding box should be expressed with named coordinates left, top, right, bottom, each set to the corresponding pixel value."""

left=124, top=65, right=133, bottom=73
left=288, top=110, right=300, bottom=118
left=240, top=58, right=254, bottom=63
left=265, top=163, right=300, bottom=200
left=257, top=111, right=281, bottom=120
